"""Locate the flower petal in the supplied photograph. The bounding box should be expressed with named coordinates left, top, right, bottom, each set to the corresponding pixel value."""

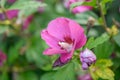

left=60, top=44, right=75, bottom=62
left=43, top=48, right=66, bottom=55
left=75, top=32, right=87, bottom=49
left=41, top=29, right=60, bottom=48
left=47, top=17, right=70, bottom=41
left=60, top=53, right=72, bottom=63
left=68, top=18, right=86, bottom=48
left=82, top=62, right=88, bottom=70
left=72, top=6, right=92, bottom=14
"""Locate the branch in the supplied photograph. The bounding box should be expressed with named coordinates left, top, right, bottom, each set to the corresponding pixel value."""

left=112, top=18, right=120, bottom=28
left=97, top=0, right=108, bottom=32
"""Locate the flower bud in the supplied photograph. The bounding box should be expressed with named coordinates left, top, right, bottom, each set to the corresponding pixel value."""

left=80, top=48, right=96, bottom=70
left=0, top=13, right=6, bottom=21
left=87, top=17, right=96, bottom=27
left=85, top=0, right=92, bottom=2
left=53, top=57, right=71, bottom=68
left=0, top=50, right=7, bottom=66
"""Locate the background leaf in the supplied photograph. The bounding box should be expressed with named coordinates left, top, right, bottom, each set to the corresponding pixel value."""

left=40, top=61, right=76, bottom=80
left=40, top=72, right=54, bottom=80
left=83, top=0, right=96, bottom=7
left=0, top=26, right=9, bottom=34
left=8, top=40, right=24, bottom=64
left=0, top=0, right=6, bottom=8
left=25, top=33, right=52, bottom=71
left=96, top=68, right=114, bottom=80
left=94, top=41, right=114, bottom=59
left=90, top=59, right=114, bottom=80
left=95, top=59, right=113, bottom=68
left=85, top=33, right=110, bottom=49
left=9, top=0, right=46, bottom=10
left=53, top=62, right=75, bottom=80
left=113, top=32, right=120, bottom=47
left=17, top=71, right=38, bottom=80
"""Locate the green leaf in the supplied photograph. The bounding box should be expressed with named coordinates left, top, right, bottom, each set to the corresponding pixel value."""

left=101, top=0, right=113, bottom=4
left=8, top=40, right=24, bottom=64
left=95, top=59, right=113, bottom=68
left=114, top=66, right=120, bottom=80
left=94, top=41, right=114, bottom=59
left=0, top=69, right=9, bottom=80
left=53, top=62, right=76, bottom=80
left=83, top=0, right=96, bottom=7
left=26, top=46, right=52, bottom=71
left=85, top=33, right=110, bottom=49
left=40, top=72, right=54, bottom=80
left=113, top=32, right=120, bottom=47
left=96, top=68, right=114, bottom=80
left=0, top=26, right=9, bottom=34
left=40, top=62, right=76, bottom=80
left=84, top=37, right=94, bottom=48
left=70, top=1, right=84, bottom=11
left=9, top=0, right=46, bottom=10
left=100, top=0, right=113, bottom=15
left=25, top=35, right=52, bottom=71
left=26, top=49, right=37, bottom=62
left=17, top=71, right=38, bottom=80
left=18, top=8, right=36, bottom=17
left=0, top=0, right=6, bottom=8
left=90, top=59, right=114, bottom=80
left=9, top=0, right=46, bottom=17
left=88, top=28, right=99, bottom=37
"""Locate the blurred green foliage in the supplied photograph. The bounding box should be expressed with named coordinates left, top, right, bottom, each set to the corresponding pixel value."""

left=0, top=0, right=120, bottom=80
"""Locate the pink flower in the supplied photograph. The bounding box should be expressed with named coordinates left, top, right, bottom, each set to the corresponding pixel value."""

left=6, top=10, right=19, bottom=19
left=80, top=48, right=96, bottom=70
left=64, top=0, right=92, bottom=14
left=7, top=0, right=16, bottom=4
left=6, top=10, right=33, bottom=30
left=22, top=15, right=33, bottom=30
left=0, top=50, right=7, bottom=66
left=72, top=6, right=92, bottom=14
left=0, top=13, right=6, bottom=21
left=41, top=17, right=87, bottom=67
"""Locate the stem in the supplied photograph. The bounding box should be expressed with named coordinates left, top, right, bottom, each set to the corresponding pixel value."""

left=12, top=72, right=18, bottom=80
left=86, top=23, right=92, bottom=35
left=97, top=0, right=108, bottom=31
left=112, top=18, right=120, bottom=28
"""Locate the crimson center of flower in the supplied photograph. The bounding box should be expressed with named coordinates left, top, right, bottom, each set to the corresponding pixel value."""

left=58, top=36, right=73, bottom=52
